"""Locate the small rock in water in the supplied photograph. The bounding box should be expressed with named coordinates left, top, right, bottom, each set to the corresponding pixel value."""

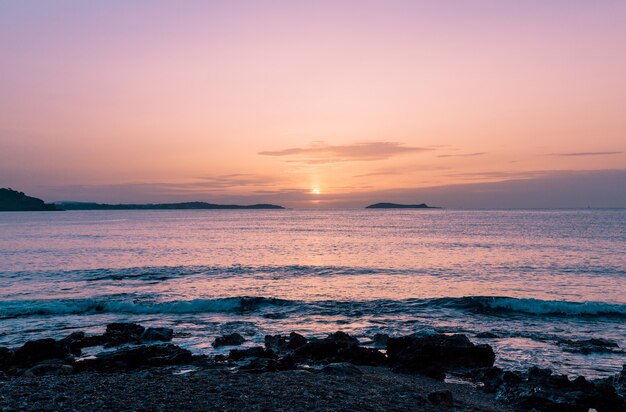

left=102, top=323, right=145, bottom=347
left=428, top=390, right=453, bottom=407
left=141, top=327, right=174, bottom=342
left=475, top=332, right=500, bottom=339
left=212, top=333, right=245, bottom=348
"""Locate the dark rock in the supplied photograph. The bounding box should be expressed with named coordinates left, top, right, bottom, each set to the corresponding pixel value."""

left=371, top=333, right=389, bottom=347
left=558, top=338, right=620, bottom=354
left=386, top=333, right=495, bottom=378
left=141, top=327, right=174, bottom=342
left=475, top=332, right=500, bottom=339
left=290, top=331, right=385, bottom=366
left=0, top=347, right=14, bottom=371
left=22, top=359, right=73, bottom=377
left=102, top=323, right=145, bottom=347
left=14, top=339, right=72, bottom=366
left=601, top=364, right=626, bottom=398
left=428, top=390, right=453, bottom=407
left=74, top=344, right=193, bottom=372
left=212, top=333, right=245, bottom=348
left=471, top=366, right=504, bottom=393
left=287, top=332, right=307, bottom=350
left=321, top=363, right=364, bottom=376
left=229, top=347, right=277, bottom=361
left=264, top=334, right=288, bottom=352
left=59, top=332, right=86, bottom=355
left=496, top=367, right=626, bottom=412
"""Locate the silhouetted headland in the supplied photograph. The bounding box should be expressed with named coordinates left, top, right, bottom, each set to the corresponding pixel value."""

left=0, top=188, right=59, bottom=211
left=56, top=201, right=285, bottom=210
left=366, top=202, right=439, bottom=209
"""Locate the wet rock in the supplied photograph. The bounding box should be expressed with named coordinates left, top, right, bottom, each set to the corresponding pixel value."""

left=212, top=333, right=245, bottom=348
left=558, top=338, right=620, bottom=354
left=495, top=367, right=626, bottom=412
left=386, top=333, right=495, bottom=378
left=600, top=364, right=626, bottom=398
left=264, top=332, right=307, bottom=353
left=321, top=362, right=364, bottom=376
left=141, top=327, right=174, bottom=342
left=471, top=366, right=505, bottom=393
left=228, top=347, right=277, bottom=361
left=289, top=331, right=385, bottom=366
left=22, top=360, right=73, bottom=377
left=475, top=332, right=500, bottom=339
left=102, top=323, right=145, bottom=347
left=74, top=344, right=193, bottom=372
left=14, top=339, right=72, bottom=366
left=372, top=333, right=389, bottom=347
left=0, top=347, right=14, bottom=371
left=59, top=332, right=86, bottom=355
left=428, top=390, right=453, bottom=407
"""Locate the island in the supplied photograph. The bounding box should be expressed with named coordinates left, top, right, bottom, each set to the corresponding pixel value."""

left=365, top=202, right=439, bottom=209
left=55, top=201, right=285, bottom=210
left=0, top=188, right=59, bottom=211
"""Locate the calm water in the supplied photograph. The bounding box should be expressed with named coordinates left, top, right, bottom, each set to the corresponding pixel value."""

left=1, top=209, right=625, bottom=378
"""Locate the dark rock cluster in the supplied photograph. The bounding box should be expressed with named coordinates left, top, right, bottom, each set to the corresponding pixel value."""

left=2, top=324, right=625, bottom=411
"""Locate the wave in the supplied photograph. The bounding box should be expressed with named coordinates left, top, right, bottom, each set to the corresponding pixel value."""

left=0, top=296, right=294, bottom=319
left=2, top=295, right=625, bottom=320
left=445, top=296, right=626, bottom=318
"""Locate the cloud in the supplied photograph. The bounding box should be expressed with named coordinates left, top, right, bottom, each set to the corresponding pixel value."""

left=437, top=152, right=486, bottom=158
left=549, top=151, right=622, bottom=157
left=259, top=141, right=431, bottom=164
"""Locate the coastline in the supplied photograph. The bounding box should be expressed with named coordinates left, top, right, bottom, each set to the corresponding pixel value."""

left=1, top=323, right=624, bottom=411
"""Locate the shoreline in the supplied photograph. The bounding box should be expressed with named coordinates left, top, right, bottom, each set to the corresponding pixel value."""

left=1, top=323, right=624, bottom=411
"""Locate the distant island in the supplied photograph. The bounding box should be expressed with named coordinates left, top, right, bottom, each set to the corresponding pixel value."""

left=55, top=201, right=285, bottom=210
left=365, top=202, right=439, bottom=209
left=0, top=188, right=59, bottom=211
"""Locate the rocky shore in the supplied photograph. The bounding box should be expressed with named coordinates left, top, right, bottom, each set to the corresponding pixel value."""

left=1, top=323, right=625, bottom=411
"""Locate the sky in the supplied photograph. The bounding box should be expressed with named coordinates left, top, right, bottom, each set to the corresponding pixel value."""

left=1, top=0, right=625, bottom=208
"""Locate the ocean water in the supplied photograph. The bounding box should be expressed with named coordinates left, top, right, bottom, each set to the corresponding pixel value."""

left=1, top=209, right=625, bottom=378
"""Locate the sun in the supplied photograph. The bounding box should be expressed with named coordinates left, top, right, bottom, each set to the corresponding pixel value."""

left=311, top=188, right=321, bottom=195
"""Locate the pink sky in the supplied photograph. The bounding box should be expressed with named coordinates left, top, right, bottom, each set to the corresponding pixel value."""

left=1, top=1, right=625, bottom=207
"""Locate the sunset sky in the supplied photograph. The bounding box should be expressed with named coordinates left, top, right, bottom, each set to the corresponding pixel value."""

left=1, top=1, right=625, bottom=208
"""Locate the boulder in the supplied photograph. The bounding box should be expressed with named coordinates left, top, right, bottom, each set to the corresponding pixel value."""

left=386, top=333, right=495, bottom=377
left=0, top=347, right=14, bottom=371
left=212, top=333, right=245, bottom=348
left=371, top=333, right=389, bottom=347
left=229, top=347, right=277, bottom=361
left=290, top=331, right=385, bottom=366
left=102, top=323, right=145, bottom=346
left=74, top=344, right=193, bottom=372
left=141, top=327, right=174, bottom=342
left=264, top=332, right=308, bottom=353
left=14, top=338, right=72, bottom=366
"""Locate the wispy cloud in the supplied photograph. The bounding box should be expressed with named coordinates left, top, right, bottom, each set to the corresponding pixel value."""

left=549, top=151, right=622, bottom=157
left=437, top=152, right=486, bottom=158
left=259, top=141, right=431, bottom=164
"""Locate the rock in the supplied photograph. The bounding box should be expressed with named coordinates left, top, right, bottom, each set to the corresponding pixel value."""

left=495, top=367, right=626, bottom=412
left=229, top=347, right=277, bottom=361
left=22, top=360, right=73, bottom=377
left=287, top=332, right=307, bottom=350
left=475, top=332, right=500, bottom=339
left=428, top=390, right=453, bottom=407
left=558, top=338, right=620, bottom=354
left=371, top=333, right=389, bottom=347
left=59, top=332, right=86, bottom=355
left=264, top=332, right=307, bottom=353
left=212, top=333, right=245, bottom=348
left=386, top=333, right=495, bottom=378
left=14, top=339, right=72, bottom=366
left=290, top=331, right=385, bottom=366
left=601, top=364, right=626, bottom=398
left=141, top=327, right=174, bottom=342
left=471, top=366, right=505, bottom=393
left=321, top=363, right=364, bottom=376
left=74, top=344, right=193, bottom=372
left=0, top=347, right=14, bottom=371
left=102, top=323, right=145, bottom=347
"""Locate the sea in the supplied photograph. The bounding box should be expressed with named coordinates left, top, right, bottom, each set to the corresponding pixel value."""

left=1, top=209, right=625, bottom=379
